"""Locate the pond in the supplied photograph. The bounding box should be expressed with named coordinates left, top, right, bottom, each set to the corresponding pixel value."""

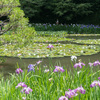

left=1, top=35, right=100, bottom=78
left=1, top=52, right=100, bottom=78
left=66, top=35, right=100, bottom=40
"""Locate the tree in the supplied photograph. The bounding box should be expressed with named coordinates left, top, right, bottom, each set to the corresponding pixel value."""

left=0, top=0, right=29, bottom=35
left=19, top=0, right=100, bottom=24
left=19, top=0, right=44, bottom=18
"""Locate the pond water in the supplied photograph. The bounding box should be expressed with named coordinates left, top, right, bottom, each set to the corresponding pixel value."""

left=1, top=35, right=100, bottom=78
left=66, top=35, right=100, bottom=40
left=0, top=52, right=100, bottom=78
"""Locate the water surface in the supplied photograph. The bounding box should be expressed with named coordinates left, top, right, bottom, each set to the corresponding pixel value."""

left=1, top=35, right=100, bottom=78
left=1, top=52, right=100, bottom=78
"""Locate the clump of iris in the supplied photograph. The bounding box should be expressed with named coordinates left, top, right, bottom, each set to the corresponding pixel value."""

left=28, top=64, right=35, bottom=72
left=16, top=82, right=32, bottom=96
left=53, top=66, right=65, bottom=72
left=59, top=86, right=86, bottom=99
left=90, top=80, right=100, bottom=88
left=47, top=44, right=54, bottom=51
left=74, top=62, right=85, bottom=68
left=16, top=82, right=27, bottom=88
left=15, top=68, right=23, bottom=74
left=88, top=60, right=100, bottom=67
left=28, top=60, right=42, bottom=72
left=21, top=87, right=33, bottom=94
left=58, top=96, right=68, bottom=100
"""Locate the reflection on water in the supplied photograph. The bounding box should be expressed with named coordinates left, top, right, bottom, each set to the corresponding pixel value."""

left=1, top=52, right=100, bottom=78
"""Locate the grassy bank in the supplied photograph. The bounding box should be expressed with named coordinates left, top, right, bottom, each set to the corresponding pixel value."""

left=0, top=59, right=100, bottom=100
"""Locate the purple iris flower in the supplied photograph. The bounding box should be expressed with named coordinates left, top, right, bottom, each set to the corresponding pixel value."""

left=53, top=66, right=65, bottom=72
left=43, top=24, right=46, bottom=26
left=15, top=68, right=23, bottom=74
left=74, top=62, right=85, bottom=68
left=88, top=62, right=93, bottom=67
left=74, top=86, right=86, bottom=94
left=90, top=80, right=100, bottom=88
left=16, top=82, right=27, bottom=88
left=49, top=24, right=51, bottom=27
left=21, top=87, right=33, bottom=94
left=58, top=96, right=68, bottom=100
left=93, top=60, right=100, bottom=66
left=65, top=89, right=78, bottom=98
left=98, top=77, right=100, bottom=80
left=28, top=64, right=35, bottom=72
left=36, top=60, right=42, bottom=65
left=47, top=44, right=54, bottom=48
left=47, top=44, right=54, bottom=51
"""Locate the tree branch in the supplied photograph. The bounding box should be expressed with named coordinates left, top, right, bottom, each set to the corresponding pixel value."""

left=0, top=8, right=12, bottom=18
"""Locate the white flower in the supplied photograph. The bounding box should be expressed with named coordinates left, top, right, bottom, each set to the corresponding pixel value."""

left=82, top=47, right=85, bottom=49
left=49, top=78, right=53, bottom=82
left=47, top=54, right=49, bottom=57
left=5, top=49, right=8, bottom=51
left=22, top=97, right=26, bottom=100
left=81, top=50, right=83, bottom=53
left=71, top=56, right=77, bottom=61
left=34, top=54, right=36, bottom=56
left=77, top=70, right=81, bottom=76
left=44, top=69, right=49, bottom=73
left=17, top=53, right=21, bottom=56
left=37, top=55, right=39, bottom=58
left=28, top=53, right=31, bottom=55
left=64, top=53, right=66, bottom=56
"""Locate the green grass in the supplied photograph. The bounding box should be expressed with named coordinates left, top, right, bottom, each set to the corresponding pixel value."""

left=0, top=60, right=100, bottom=100
left=36, top=31, right=68, bottom=37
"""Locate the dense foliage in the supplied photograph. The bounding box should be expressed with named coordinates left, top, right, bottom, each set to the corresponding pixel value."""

left=0, top=0, right=36, bottom=35
left=33, top=23, right=100, bottom=34
left=19, top=0, right=100, bottom=24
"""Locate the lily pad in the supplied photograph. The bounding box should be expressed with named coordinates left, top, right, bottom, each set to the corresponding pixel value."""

left=0, top=43, right=99, bottom=58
